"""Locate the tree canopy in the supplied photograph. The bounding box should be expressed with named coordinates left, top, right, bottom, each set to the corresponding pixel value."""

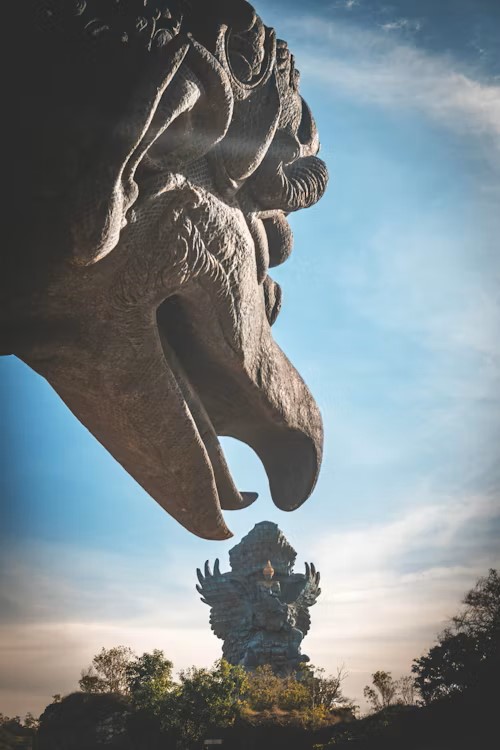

left=362, top=671, right=416, bottom=712
left=126, top=649, right=174, bottom=711
left=412, top=569, right=500, bottom=703
left=160, top=659, right=248, bottom=747
left=78, top=645, right=134, bottom=695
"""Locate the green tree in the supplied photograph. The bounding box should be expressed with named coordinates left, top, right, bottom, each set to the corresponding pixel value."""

left=299, top=664, right=352, bottom=710
left=0, top=714, right=34, bottom=750
left=78, top=667, right=107, bottom=694
left=363, top=671, right=398, bottom=712
left=277, top=676, right=310, bottom=711
left=126, top=649, right=174, bottom=711
left=164, top=659, right=247, bottom=748
left=79, top=645, right=134, bottom=695
left=412, top=569, right=500, bottom=703
left=245, top=664, right=282, bottom=710
left=245, top=664, right=354, bottom=713
left=454, top=568, right=500, bottom=639
left=244, top=665, right=309, bottom=711
left=22, top=713, right=39, bottom=731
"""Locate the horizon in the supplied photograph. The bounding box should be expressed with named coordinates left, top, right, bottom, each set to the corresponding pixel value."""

left=1, top=0, right=500, bottom=717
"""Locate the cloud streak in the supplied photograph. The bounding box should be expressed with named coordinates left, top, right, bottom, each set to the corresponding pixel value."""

left=334, top=220, right=500, bottom=365
left=380, top=19, right=423, bottom=34
left=0, top=542, right=222, bottom=716
left=299, top=490, right=500, bottom=707
left=281, top=16, right=500, bottom=154
left=1, top=491, right=498, bottom=716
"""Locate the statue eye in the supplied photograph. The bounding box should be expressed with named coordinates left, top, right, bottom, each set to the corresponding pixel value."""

left=225, top=16, right=273, bottom=88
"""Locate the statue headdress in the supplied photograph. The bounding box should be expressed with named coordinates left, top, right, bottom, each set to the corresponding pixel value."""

left=229, top=521, right=297, bottom=576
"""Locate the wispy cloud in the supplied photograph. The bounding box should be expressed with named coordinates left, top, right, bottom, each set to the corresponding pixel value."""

left=300, top=492, right=500, bottom=707
left=380, top=18, right=423, bottom=34
left=281, top=16, right=500, bottom=154
left=326, top=211, right=500, bottom=486
left=2, top=491, right=498, bottom=716
left=0, top=542, right=222, bottom=716
left=331, top=0, right=360, bottom=9
left=0, top=619, right=221, bottom=718
left=335, top=220, right=500, bottom=364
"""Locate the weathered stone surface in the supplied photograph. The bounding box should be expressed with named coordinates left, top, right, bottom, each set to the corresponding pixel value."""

left=3, top=2, right=328, bottom=540
left=197, top=521, right=322, bottom=676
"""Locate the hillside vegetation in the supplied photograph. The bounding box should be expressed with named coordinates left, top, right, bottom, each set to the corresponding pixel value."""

left=1, top=569, right=497, bottom=749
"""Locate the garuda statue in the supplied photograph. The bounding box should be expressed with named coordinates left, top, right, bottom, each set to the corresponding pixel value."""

left=196, top=521, right=321, bottom=676
left=2, top=2, right=328, bottom=540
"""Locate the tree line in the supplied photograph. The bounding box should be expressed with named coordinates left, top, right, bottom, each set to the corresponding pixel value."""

left=1, top=568, right=498, bottom=749
left=77, top=648, right=355, bottom=745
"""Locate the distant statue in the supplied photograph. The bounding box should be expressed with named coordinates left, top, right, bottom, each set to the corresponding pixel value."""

left=196, top=521, right=321, bottom=676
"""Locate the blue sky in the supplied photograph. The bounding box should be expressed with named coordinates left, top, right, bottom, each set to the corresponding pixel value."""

left=1, top=0, right=499, bottom=715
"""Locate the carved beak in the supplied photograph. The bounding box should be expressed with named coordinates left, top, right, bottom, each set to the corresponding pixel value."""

left=21, top=311, right=234, bottom=540
left=156, top=261, right=323, bottom=524
left=25, top=273, right=321, bottom=542
left=168, top=312, right=324, bottom=515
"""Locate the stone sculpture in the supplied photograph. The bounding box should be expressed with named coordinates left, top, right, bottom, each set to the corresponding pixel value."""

left=2, top=1, right=328, bottom=539
left=196, top=521, right=321, bottom=675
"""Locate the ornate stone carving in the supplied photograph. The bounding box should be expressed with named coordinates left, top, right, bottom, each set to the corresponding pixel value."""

left=2, top=2, right=328, bottom=539
left=196, top=521, right=321, bottom=676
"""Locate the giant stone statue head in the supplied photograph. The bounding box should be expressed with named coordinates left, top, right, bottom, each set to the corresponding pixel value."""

left=2, top=1, right=328, bottom=539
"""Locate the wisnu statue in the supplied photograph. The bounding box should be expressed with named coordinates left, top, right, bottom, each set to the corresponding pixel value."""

left=196, top=521, right=321, bottom=675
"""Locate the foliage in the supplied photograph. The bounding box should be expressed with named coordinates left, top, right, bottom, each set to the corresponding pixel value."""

left=161, top=659, right=248, bottom=748
left=395, top=675, right=417, bottom=706
left=244, top=665, right=283, bottom=710
left=312, top=704, right=418, bottom=748
left=0, top=714, right=36, bottom=750
left=363, top=671, right=398, bottom=712
left=244, top=663, right=354, bottom=714
left=241, top=703, right=345, bottom=730
left=36, top=691, right=133, bottom=750
left=299, top=664, right=353, bottom=710
left=21, top=714, right=38, bottom=731
left=76, top=645, right=356, bottom=740
left=453, top=567, right=500, bottom=638
left=79, top=645, right=134, bottom=695
left=412, top=569, right=500, bottom=703
left=126, top=649, right=174, bottom=711
left=278, top=676, right=311, bottom=711
left=363, top=671, right=417, bottom=713
left=79, top=646, right=174, bottom=708
left=77, top=644, right=356, bottom=744
left=14, top=569, right=499, bottom=748
left=413, top=632, right=479, bottom=702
